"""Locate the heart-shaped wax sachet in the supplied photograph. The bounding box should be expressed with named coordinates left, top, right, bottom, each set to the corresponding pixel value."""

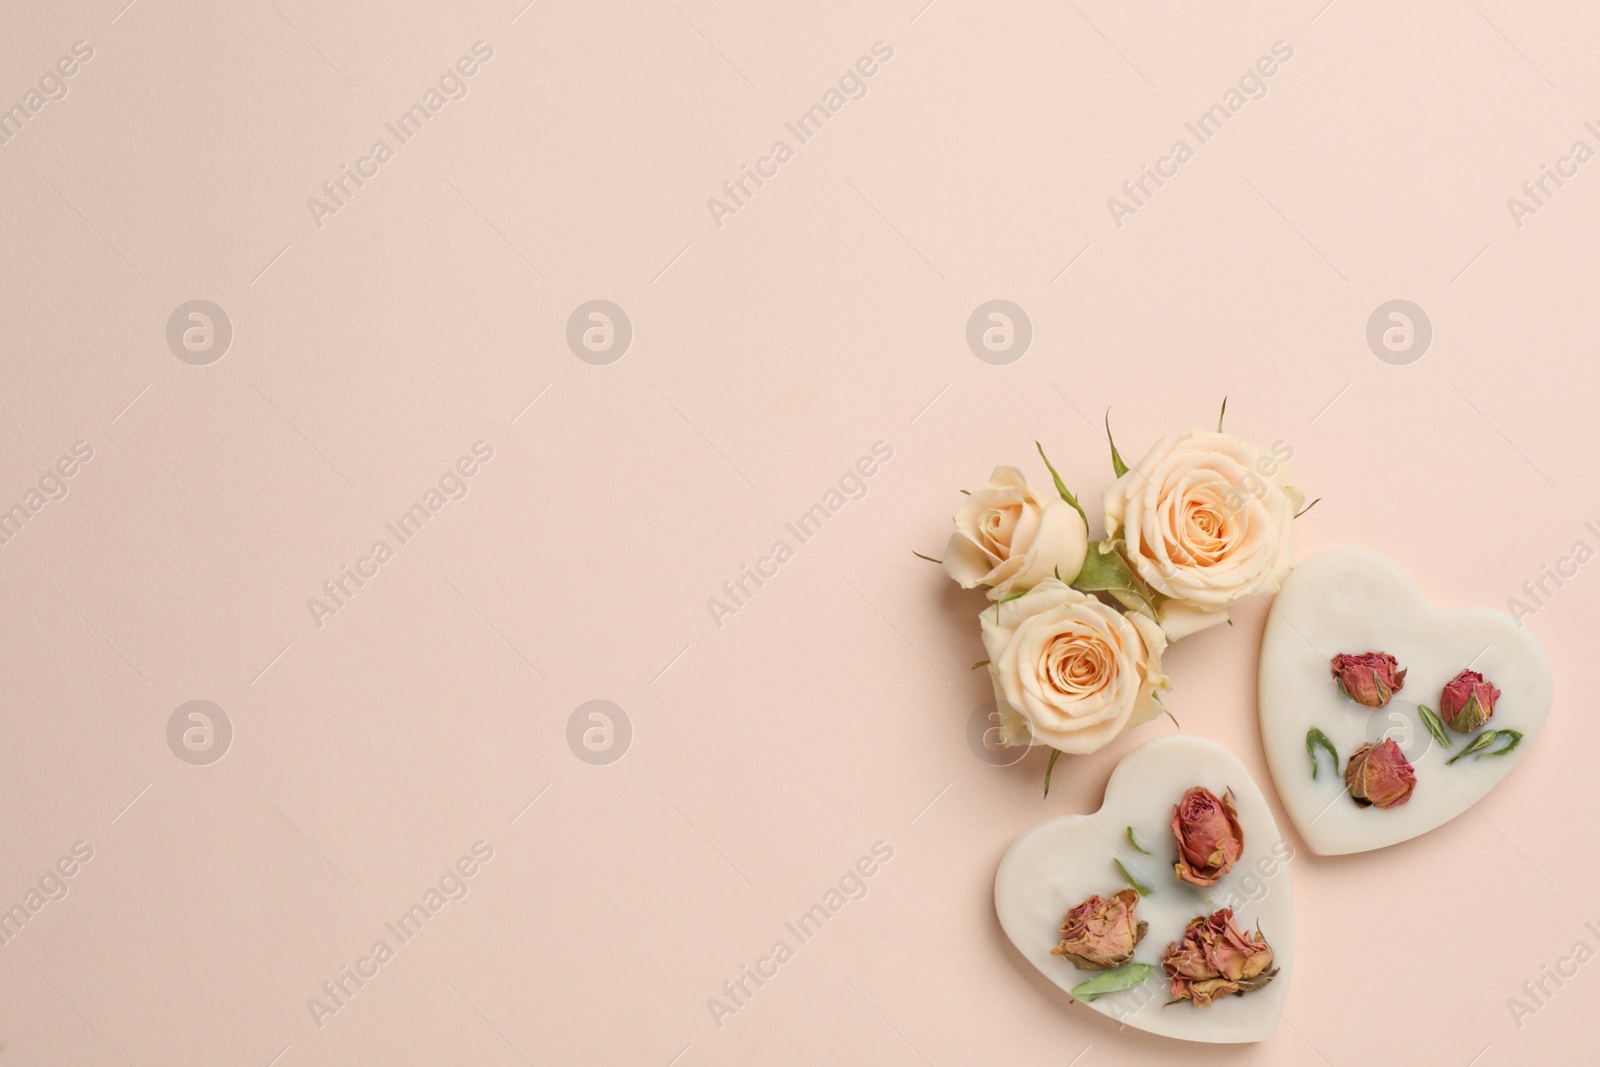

left=994, top=735, right=1295, bottom=1044
left=1259, top=547, right=1554, bottom=856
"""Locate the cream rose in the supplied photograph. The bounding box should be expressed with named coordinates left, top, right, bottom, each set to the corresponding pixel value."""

left=979, top=578, right=1168, bottom=754
left=1102, top=431, right=1303, bottom=640
left=943, top=467, right=1088, bottom=601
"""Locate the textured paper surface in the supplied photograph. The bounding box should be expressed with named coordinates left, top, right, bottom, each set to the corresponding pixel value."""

left=1, top=1, right=1596, bottom=1063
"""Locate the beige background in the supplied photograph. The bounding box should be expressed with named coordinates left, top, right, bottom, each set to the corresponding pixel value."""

left=2, top=0, right=1597, bottom=1063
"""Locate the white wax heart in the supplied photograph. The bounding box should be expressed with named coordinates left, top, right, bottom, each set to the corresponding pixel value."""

left=994, top=734, right=1295, bottom=1044
left=1259, top=546, right=1554, bottom=856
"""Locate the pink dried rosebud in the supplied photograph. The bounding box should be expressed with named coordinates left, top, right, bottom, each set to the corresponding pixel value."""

left=1162, top=908, right=1277, bottom=1006
left=1439, top=669, right=1500, bottom=733
left=1330, top=652, right=1406, bottom=708
left=1344, top=738, right=1416, bottom=810
left=1051, top=888, right=1148, bottom=970
left=1171, top=787, right=1245, bottom=888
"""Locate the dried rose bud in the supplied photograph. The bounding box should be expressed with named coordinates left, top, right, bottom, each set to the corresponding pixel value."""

left=1439, top=669, right=1500, bottom=733
left=1171, top=787, right=1245, bottom=888
left=1161, top=908, right=1278, bottom=1006
left=1330, top=652, right=1406, bottom=708
left=1344, top=738, right=1416, bottom=810
left=1052, top=888, right=1148, bottom=970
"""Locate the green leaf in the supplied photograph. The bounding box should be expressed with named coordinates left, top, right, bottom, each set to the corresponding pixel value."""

left=1305, top=727, right=1337, bottom=780
left=1446, top=730, right=1499, bottom=766
left=911, top=550, right=941, bottom=564
left=1115, top=858, right=1154, bottom=896
left=971, top=659, right=990, bottom=671
left=1104, top=411, right=1130, bottom=478
left=1035, top=441, right=1088, bottom=525
left=1071, top=963, right=1159, bottom=1002
left=1073, top=540, right=1157, bottom=617
left=1126, top=826, right=1152, bottom=854
left=1043, top=748, right=1062, bottom=798
left=1418, top=705, right=1451, bottom=749
left=1217, top=396, right=1228, bottom=432
left=1489, top=729, right=1524, bottom=756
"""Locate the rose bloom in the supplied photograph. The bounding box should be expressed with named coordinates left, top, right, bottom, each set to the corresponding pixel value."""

left=1171, top=787, right=1245, bottom=887
left=1344, top=739, right=1416, bottom=810
left=1052, top=888, right=1148, bottom=970
left=979, top=578, right=1168, bottom=753
left=1439, top=669, right=1500, bottom=733
left=943, top=466, right=1089, bottom=601
left=1330, top=651, right=1406, bottom=708
left=1101, top=431, right=1303, bottom=639
left=1162, top=909, right=1277, bottom=1006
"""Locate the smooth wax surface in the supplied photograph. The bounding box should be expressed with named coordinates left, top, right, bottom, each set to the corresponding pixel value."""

left=1259, top=548, right=1554, bottom=856
left=994, top=734, right=1295, bottom=1044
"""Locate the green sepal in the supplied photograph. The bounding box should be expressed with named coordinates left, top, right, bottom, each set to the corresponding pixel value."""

left=1071, top=963, right=1159, bottom=1002
left=1126, top=826, right=1152, bottom=854
left=1305, top=727, right=1337, bottom=779
left=994, top=587, right=1027, bottom=624
left=1073, top=540, right=1157, bottom=618
left=1043, top=748, right=1062, bottom=798
left=1418, top=705, right=1451, bottom=749
left=1446, top=730, right=1498, bottom=765
left=1448, top=728, right=1524, bottom=764
left=1489, top=729, right=1524, bottom=756
left=1035, top=441, right=1087, bottom=525
left=1115, top=858, right=1154, bottom=896
left=1449, top=692, right=1491, bottom=734
left=1104, top=411, right=1130, bottom=478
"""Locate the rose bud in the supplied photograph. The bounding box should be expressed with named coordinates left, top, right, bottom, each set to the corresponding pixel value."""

left=1171, top=787, right=1245, bottom=888
left=1344, top=739, right=1417, bottom=810
left=1439, top=669, right=1500, bottom=733
left=1161, top=908, right=1278, bottom=1006
left=1329, top=651, right=1406, bottom=708
left=1051, top=888, right=1148, bottom=970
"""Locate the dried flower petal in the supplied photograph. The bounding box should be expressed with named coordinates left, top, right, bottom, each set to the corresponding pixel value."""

left=1052, top=888, right=1148, bottom=970
left=1171, top=787, right=1245, bottom=887
left=1345, top=738, right=1417, bottom=809
left=1330, top=652, right=1406, bottom=708
left=1439, top=669, right=1500, bottom=733
left=1161, top=908, right=1278, bottom=1006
